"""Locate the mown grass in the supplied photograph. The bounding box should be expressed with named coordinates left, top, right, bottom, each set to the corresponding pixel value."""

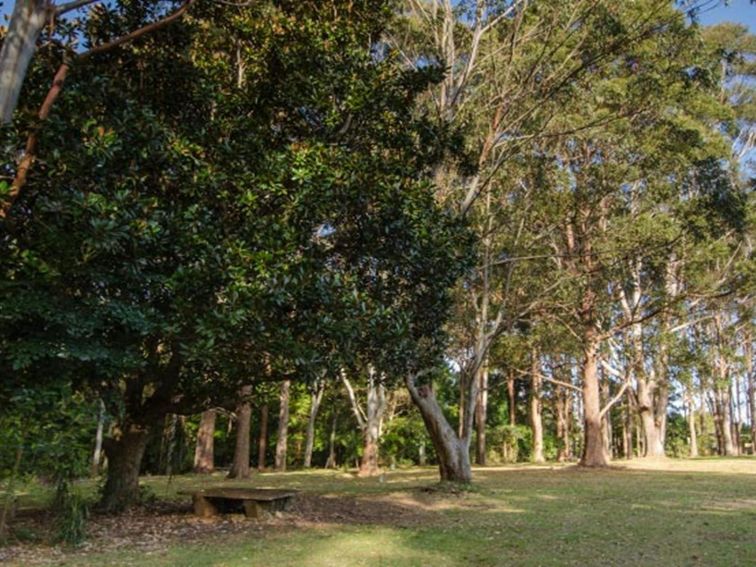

left=3, top=458, right=755, bottom=566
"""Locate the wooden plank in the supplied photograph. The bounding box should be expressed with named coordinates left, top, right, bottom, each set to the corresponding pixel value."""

left=180, top=488, right=297, bottom=502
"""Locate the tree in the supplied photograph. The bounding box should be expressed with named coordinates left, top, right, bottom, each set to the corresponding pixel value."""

left=193, top=409, right=217, bottom=474
left=228, top=387, right=253, bottom=479
left=1, top=0, right=468, bottom=510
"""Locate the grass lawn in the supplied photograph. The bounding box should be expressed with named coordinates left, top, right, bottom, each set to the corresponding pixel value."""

left=2, top=458, right=755, bottom=566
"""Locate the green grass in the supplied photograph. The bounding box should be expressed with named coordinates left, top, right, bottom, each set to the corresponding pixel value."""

left=3, top=459, right=755, bottom=566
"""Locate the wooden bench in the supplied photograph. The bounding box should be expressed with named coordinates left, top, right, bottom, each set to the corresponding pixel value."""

left=179, top=488, right=297, bottom=519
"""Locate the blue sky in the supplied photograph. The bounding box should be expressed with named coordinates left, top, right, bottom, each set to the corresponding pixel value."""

left=0, top=0, right=754, bottom=28
left=695, top=0, right=755, bottom=30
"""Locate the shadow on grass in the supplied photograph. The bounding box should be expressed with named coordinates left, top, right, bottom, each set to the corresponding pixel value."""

left=4, top=463, right=756, bottom=566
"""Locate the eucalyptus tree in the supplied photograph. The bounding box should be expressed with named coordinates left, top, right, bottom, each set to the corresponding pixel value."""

left=392, top=0, right=734, bottom=478
left=0, top=0, right=467, bottom=510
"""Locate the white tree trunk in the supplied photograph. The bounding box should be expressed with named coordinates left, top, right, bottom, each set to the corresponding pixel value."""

left=0, top=0, right=50, bottom=123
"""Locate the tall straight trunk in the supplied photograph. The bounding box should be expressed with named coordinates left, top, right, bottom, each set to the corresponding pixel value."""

left=556, top=386, right=571, bottom=462
left=100, top=423, right=151, bottom=512
left=257, top=403, right=268, bottom=471
left=406, top=376, right=471, bottom=482
left=747, top=335, right=755, bottom=454
left=717, top=386, right=736, bottom=456
left=194, top=409, right=217, bottom=474
left=601, top=379, right=613, bottom=458
left=580, top=334, right=608, bottom=467
left=474, top=365, right=488, bottom=465
left=458, top=379, right=466, bottom=438
left=685, top=390, right=699, bottom=458
left=228, top=386, right=253, bottom=479
left=733, top=380, right=742, bottom=454
left=529, top=350, right=545, bottom=463
left=507, top=370, right=516, bottom=426
left=0, top=0, right=49, bottom=124
left=325, top=412, right=338, bottom=469
left=275, top=380, right=291, bottom=471
left=91, top=399, right=106, bottom=476
left=303, top=384, right=325, bottom=468
left=621, top=403, right=630, bottom=459
left=161, top=414, right=181, bottom=476
left=358, top=375, right=385, bottom=477
left=637, top=381, right=665, bottom=457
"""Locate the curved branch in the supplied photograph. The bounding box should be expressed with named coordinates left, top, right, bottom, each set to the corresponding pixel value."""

left=1, top=0, right=196, bottom=219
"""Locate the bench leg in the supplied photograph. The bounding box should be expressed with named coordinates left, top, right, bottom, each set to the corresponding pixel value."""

left=193, top=495, right=219, bottom=518
left=243, top=500, right=273, bottom=519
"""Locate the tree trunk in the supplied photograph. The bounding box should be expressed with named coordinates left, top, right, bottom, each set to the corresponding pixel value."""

left=0, top=0, right=49, bottom=124
left=325, top=412, right=338, bottom=469
left=686, top=391, right=699, bottom=458
left=475, top=365, right=488, bottom=465
left=406, top=375, right=471, bottom=482
left=637, top=382, right=666, bottom=457
left=193, top=409, right=216, bottom=474
left=623, top=393, right=634, bottom=459
left=529, top=350, right=545, bottom=463
left=358, top=375, right=385, bottom=477
left=303, top=384, right=324, bottom=468
left=507, top=370, right=516, bottom=426
left=275, top=380, right=291, bottom=471
left=99, top=424, right=151, bottom=513
left=732, top=381, right=742, bottom=455
left=228, top=386, right=252, bottom=479
left=91, top=399, right=106, bottom=476
left=257, top=403, right=268, bottom=471
left=748, top=342, right=756, bottom=454
left=580, top=338, right=609, bottom=467
left=719, top=387, right=736, bottom=456
left=556, top=386, right=570, bottom=462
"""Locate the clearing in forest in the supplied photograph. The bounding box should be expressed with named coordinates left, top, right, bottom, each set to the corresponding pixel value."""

left=1, top=458, right=754, bottom=566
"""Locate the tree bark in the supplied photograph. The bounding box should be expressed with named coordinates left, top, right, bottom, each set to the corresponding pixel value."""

left=747, top=334, right=755, bottom=454
left=685, top=390, right=698, bottom=458
left=474, top=365, right=488, bottom=465
left=358, top=374, right=385, bottom=477
left=193, top=409, right=216, bottom=474
left=275, top=380, right=291, bottom=471
left=406, top=375, right=471, bottom=482
left=529, top=350, right=545, bottom=463
left=556, top=385, right=571, bottom=462
left=507, top=370, right=516, bottom=426
left=91, top=399, right=106, bottom=476
left=637, top=381, right=666, bottom=457
left=99, top=424, right=151, bottom=513
left=0, top=0, right=49, bottom=124
left=580, top=335, right=609, bottom=467
left=257, top=403, right=268, bottom=471
left=228, top=386, right=252, bottom=479
left=303, top=383, right=324, bottom=468
left=325, top=412, right=338, bottom=469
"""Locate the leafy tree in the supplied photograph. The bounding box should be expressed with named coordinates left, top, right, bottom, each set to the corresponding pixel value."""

left=1, top=0, right=468, bottom=511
